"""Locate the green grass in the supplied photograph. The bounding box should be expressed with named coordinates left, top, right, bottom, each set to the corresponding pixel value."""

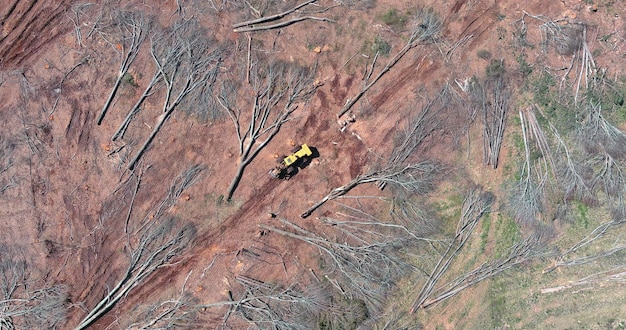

left=121, top=72, right=138, bottom=88
left=573, top=201, right=590, bottom=229
left=379, top=8, right=407, bottom=30
left=493, top=214, right=520, bottom=258
left=371, top=36, right=391, bottom=56
left=479, top=212, right=491, bottom=253
left=434, top=192, right=464, bottom=235
left=477, top=49, right=492, bottom=60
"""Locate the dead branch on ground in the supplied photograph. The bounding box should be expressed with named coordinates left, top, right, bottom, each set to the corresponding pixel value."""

left=469, top=59, right=511, bottom=169
left=233, top=0, right=336, bottom=33
left=420, top=233, right=542, bottom=309
left=74, top=218, right=196, bottom=330
left=220, top=59, right=316, bottom=201
left=151, top=164, right=205, bottom=222
left=111, top=31, right=167, bottom=141
left=261, top=218, right=411, bottom=310
left=337, top=7, right=442, bottom=118
left=541, top=266, right=626, bottom=294
left=234, top=16, right=335, bottom=32
left=220, top=275, right=331, bottom=329
left=377, top=86, right=449, bottom=190
left=551, top=124, right=596, bottom=204
left=127, top=20, right=222, bottom=170
left=301, top=161, right=440, bottom=218
left=508, top=107, right=552, bottom=226
left=0, top=246, right=68, bottom=329
left=96, top=10, right=152, bottom=125
left=303, top=86, right=449, bottom=218
left=410, top=186, right=494, bottom=313
left=545, top=216, right=626, bottom=273
left=123, top=271, right=199, bottom=329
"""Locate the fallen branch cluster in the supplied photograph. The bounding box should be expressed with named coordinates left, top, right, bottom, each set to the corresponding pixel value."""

left=420, top=233, right=542, bottom=309
left=410, top=186, right=494, bottom=312
left=0, top=247, right=68, bottom=329
left=470, top=60, right=511, bottom=169
left=261, top=218, right=410, bottom=310
left=377, top=86, right=451, bottom=190
left=232, top=0, right=335, bottom=33
left=96, top=9, right=153, bottom=125
left=221, top=275, right=331, bottom=330
left=516, top=12, right=594, bottom=101
left=152, top=164, right=205, bottom=221
left=126, top=20, right=223, bottom=170
left=301, top=161, right=440, bottom=218
left=0, top=136, right=16, bottom=194
left=74, top=218, right=196, bottom=330
left=508, top=106, right=555, bottom=226
left=303, top=86, right=451, bottom=218
left=125, top=272, right=199, bottom=329
left=545, top=216, right=626, bottom=272
left=337, top=7, right=442, bottom=118
left=579, top=103, right=626, bottom=161
left=541, top=266, right=626, bottom=294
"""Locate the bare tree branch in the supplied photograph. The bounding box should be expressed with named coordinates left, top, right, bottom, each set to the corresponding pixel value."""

left=73, top=218, right=196, bottom=330
left=0, top=246, right=68, bottom=329
left=337, top=7, right=442, bottom=118
left=302, top=87, right=448, bottom=218
left=233, top=0, right=318, bottom=29
left=469, top=60, right=511, bottom=169
left=96, top=10, right=152, bottom=125
left=221, top=59, right=316, bottom=201
left=124, top=271, right=200, bottom=329
left=301, top=162, right=440, bottom=218
left=410, top=186, right=494, bottom=312
left=127, top=20, right=223, bottom=170
left=420, top=233, right=542, bottom=308
left=261, top=218, right=410, bottom=311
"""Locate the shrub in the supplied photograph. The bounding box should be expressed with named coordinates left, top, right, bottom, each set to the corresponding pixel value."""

left=380, top=8, right=407, bottom=30
left=477, top=50, right=492, bottom=60
left=371, top=36, right=391, bottom=56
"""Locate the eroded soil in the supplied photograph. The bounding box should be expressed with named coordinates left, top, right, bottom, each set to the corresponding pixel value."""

left=1, top=0, right=625, bottom=328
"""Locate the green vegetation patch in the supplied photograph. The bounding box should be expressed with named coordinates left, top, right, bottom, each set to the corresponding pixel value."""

left=479, top=212, right=492, bottom=252
left=493, top=214, right=520, bottom=258
left=122, top=72, right=138, bottom=88
left=372, top=36, right=391, bottom=56
left=379, top=8, right=407, bottom=30
left=530, top=71, right=578, bottom=132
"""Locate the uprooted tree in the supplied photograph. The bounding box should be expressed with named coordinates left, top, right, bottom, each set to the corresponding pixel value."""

left=301, top=85, right=452, bottom=218
left=0, top=246, right=68, bottom=329
left=96, top=9, right=153, bottom=125
left=126, top=19, right=223, bottom=170
left=218, top=58, right=316, bottom=201
left=73, top=217, right=196, bottom=330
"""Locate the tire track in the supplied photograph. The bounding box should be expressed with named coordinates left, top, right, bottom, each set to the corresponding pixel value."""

left=0, top=0, right=73, bottom=68
left=109, top=178, right=281, bottom=322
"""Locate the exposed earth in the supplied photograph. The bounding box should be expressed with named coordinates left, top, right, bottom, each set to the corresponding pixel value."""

left=2, top=0, right=626, bottom=329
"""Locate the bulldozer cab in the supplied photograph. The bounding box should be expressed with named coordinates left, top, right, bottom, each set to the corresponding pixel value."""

left=283, top=144, right=312, bottom=166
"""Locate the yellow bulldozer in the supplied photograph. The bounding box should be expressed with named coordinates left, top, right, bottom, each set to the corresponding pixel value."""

left=270, top=144, right=313, bottom=179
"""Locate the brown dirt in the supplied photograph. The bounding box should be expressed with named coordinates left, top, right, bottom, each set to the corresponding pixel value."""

left=1, top=0, right=626, bottom=328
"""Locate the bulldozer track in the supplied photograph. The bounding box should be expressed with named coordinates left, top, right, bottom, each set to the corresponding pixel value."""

left=119, top=177, right=280, bottom=312
left=0, top=0, right=73, bottom=68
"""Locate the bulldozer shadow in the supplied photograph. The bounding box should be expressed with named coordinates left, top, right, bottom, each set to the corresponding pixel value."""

left=285, top=146, right=319, bottom=179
